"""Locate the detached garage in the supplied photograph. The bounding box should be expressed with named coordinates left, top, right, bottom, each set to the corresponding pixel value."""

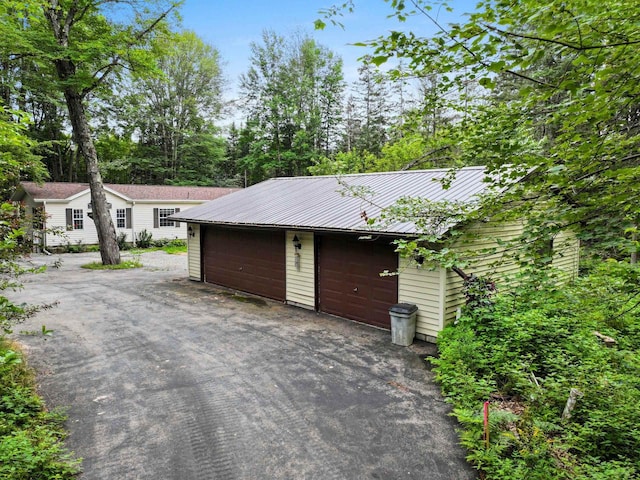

left=171, top=168, right=580, bottom=342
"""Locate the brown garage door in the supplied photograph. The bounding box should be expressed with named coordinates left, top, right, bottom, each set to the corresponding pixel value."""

left=317, top=235, right=398, bottom=329
left=202, top=227, right=286, bottom=301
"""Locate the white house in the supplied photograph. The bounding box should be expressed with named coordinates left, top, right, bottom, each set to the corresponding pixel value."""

left=11, top=182, right=239, bottom=249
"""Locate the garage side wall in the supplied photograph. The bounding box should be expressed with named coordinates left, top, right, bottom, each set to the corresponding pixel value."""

left=552, top=230, right=580, bottom=281
left=397, top=256, right=445, bottom=342
left=445, top=221, right=526, bottom=327
left=187, top=223, right=201, bottom=281
left=285, top=231, right=315, bottom=309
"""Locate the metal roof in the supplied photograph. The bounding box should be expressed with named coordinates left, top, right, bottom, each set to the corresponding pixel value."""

left=171, top=167, right=500, bottom=236
left=14, top=182, right=239, bottom=201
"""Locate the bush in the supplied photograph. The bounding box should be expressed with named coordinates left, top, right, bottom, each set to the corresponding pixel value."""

left=161, top=239, right=187, bottom=255
left=135, top=229, right=153, bottom=249
left=432, top=260, right=640, bottom=478
left=0, top=203, right=80, bottom=476
left=151, top=238, right=185, bottom=248
left=116, top=232, right=129, bottom=250
left=0, top=341, right=80, bottom=478
left=64, top=240, right=86, bottom=254
left=151, top=238, right=169, bottom=247
left=166, top=239, right=186, bottom=247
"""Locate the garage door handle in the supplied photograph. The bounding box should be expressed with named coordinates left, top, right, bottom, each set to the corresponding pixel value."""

left=353, top=287, right=358, bottom=293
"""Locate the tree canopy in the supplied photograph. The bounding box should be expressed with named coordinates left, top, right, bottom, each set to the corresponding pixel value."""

left=319, top=0, right=640, bottom=259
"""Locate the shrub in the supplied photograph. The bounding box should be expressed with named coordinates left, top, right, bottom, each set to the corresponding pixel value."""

left=0, top=341, right=80, bottom=478
left=151, top=238, right=169, bottom=247
left=116, top=232, right=129, bottom=250
left=161, top=239, right=187, bottom=254
left=166, top=239, right=186, bottom=247
left=64, top=240, right=86, bottom=254
left=135, top=229, right=153, bottom=249
left=150, top=238, right=185, bottom=248
left=432, top=260, right=640, bottom=478
left=0, top=203, right=80, bottom=476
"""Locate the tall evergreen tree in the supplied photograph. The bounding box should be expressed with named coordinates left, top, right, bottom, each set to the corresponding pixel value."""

left=351, top=59, right=390, bottom=155
left=239, top=30, right=344, bottom=183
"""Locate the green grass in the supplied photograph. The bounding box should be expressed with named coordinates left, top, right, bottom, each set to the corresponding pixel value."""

left=127, top=247, right=161, bottom=255
left=0, top=339, right=81, bottom=478
left=125, top=239, right=187, bottom=256
left=161, top=244, right=187, bottom=254
left=127, top=245, right=187, bottom=255
left=81, top=258, right=142, bottom=270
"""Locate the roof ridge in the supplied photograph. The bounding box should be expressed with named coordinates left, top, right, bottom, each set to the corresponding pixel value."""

left=271, top=166, right=486, bottom=180
left=22, top=181, right=232, bottom=189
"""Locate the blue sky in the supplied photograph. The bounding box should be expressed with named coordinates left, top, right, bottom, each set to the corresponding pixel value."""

left=179, top=0, right=478, bottom=109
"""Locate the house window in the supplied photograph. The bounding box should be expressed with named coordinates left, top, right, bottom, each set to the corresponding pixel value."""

left=116, top=209, right=126, bottom=228
left=73, top=209, right=83, bottom=230
left=153, top=207, right=180, bottom=228
left=159, top=208, right=175, bottom=227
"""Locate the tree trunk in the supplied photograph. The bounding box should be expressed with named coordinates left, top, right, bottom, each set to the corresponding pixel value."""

left=63, top=87, right=121, bottom=265
left=44, top=4, right=120, bottom=266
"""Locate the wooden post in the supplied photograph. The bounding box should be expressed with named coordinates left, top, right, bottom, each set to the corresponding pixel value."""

left=483, top=401, right=490, bottom=448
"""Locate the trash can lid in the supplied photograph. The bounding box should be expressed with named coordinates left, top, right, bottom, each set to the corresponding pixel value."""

left=389, top=303, right=418, bottom=314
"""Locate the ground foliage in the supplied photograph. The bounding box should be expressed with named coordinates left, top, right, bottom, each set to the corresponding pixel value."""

left=81, top=258, right=142, bottom=270
left=0, top=340, right=80, bottom=479
left=431, top=260, right=640, bottom=479
left=0, top=200, right=80, bottom=477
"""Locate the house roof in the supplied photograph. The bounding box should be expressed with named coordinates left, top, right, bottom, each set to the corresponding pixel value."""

left=15, top=182, right=239, bottom=202
left=171, top=167, right=501, bottom=236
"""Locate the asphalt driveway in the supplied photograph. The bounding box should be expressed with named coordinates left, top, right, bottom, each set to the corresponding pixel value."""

left=11, top=251, right=476, bottom=480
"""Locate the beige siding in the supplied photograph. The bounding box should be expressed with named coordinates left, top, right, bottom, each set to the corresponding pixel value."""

left=285, top=231, right=315, bottom=309
left=398, top=256, right=445, bottom=340
left=187, top=223, right=201, bottom=281
left=552, top=230, right=580, bottom=281
left=444, top=220, right=526, bottom=326
left=443, top=222, right=580, bottom=326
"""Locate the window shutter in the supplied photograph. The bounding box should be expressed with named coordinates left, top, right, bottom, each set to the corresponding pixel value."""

left=125, top=208, right=132, bottom=229
left=153, top=208, right=159, bottom=228
left=174, top=207, right=180, bottom=227
left=65, top=208, right=73, bottom=230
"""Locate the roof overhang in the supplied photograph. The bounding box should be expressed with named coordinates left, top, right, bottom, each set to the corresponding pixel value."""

left=169, top=217, right=420, bottom=238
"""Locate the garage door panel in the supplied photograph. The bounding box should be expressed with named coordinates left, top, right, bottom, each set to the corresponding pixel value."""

left=318, top=235, right=398, bottom=329
left=203, top=227, right=285, bottom=301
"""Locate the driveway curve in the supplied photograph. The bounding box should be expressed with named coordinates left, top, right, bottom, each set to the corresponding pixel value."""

left=12, top=251, right=476, bottom=480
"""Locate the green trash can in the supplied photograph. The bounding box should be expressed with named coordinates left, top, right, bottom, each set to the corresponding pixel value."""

left=389, top=303, right=418, bottom=346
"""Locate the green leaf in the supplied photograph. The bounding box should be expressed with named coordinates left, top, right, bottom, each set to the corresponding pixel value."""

left=478, top=77, right=495, bottom=89
left=370, top=55, right=389, bottom=66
